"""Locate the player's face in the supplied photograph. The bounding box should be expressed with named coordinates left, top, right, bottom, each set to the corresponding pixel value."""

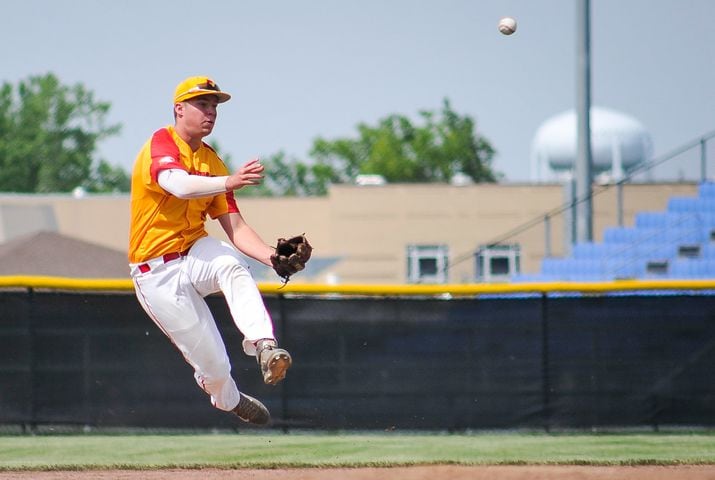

left=178, top=95, right=219, bottom=138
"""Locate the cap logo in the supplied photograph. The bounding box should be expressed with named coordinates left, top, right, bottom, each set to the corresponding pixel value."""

left=185, top=80, right=220, bottom=95
left=174, top=76, right=230, bottom=104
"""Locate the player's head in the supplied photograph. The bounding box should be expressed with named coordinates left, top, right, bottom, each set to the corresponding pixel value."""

left=173, top=76, right=230, bottom=138
left=173, top=76, right=231, bottom=105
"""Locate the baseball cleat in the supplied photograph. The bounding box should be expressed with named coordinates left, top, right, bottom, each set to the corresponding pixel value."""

left=263, top=349, right=292, bottom=385
left=233, top=392, right=270, bottom=425
left=256, top=339, right=292, bottom=385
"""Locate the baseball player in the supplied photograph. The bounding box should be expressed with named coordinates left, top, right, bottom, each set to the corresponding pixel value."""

left=128, top=76, right=296, bottom=426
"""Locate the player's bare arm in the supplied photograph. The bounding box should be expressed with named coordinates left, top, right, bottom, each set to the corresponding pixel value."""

left=218, top=212, right=274, bottom=267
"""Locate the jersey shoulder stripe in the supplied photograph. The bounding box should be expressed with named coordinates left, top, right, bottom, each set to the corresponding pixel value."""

left=150, top=128, right=184, bottom=182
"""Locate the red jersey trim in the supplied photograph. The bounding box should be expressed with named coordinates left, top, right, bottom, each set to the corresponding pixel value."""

left=225, top=191, right=239, bottom=213
left=149, top=128, right=184, bottom=182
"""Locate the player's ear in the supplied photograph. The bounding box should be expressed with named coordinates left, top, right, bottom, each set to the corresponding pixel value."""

left=174, top=102, right=184, bottom=119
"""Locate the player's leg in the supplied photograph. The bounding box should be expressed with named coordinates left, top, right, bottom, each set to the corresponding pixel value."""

left=186, top=236, right=292, bottom=385
left=132, top=261, right=269, bottom=424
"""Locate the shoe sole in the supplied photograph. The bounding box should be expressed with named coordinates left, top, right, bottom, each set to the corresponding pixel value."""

left=264, top=351, right=292, bottom=385
left=234, top=393, right=270, bottom=425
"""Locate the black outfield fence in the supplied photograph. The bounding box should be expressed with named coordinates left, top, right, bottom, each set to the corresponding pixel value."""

left=1, top=279, right=714, bottom=431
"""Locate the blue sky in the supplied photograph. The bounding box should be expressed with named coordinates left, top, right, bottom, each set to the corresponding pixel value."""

left=3, top=0, right=714, bottom=182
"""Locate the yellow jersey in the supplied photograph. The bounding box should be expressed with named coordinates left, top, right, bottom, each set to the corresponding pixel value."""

left=128, top=126, right=238, bottom=263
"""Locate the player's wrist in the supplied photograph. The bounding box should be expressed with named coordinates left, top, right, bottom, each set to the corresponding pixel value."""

left=224, top=175, right=242, bottom=191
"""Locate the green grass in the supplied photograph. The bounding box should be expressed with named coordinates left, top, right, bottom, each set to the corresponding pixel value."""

left=0, top=432, right=714, bottom=470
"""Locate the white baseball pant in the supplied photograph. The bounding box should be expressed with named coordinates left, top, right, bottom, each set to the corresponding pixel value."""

left=130, top=235, right=276, bottom=411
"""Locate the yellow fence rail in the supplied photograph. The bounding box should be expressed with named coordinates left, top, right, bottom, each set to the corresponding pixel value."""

left=1, top=275, right=715, bottom=296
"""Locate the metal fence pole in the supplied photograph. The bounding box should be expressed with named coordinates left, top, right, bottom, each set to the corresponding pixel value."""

left=575, top=0, right=593, bottom=243
left=82, top=332, right=91, bottom=427
left=27, top=288, right=37, bottom=433
left=701, top=138, right=707, bottom=182
left=277, top=294, right=289, bottom=433
left=617, top=181, right=624, bottom=227
left=544, top=215, right=552, bottom=258
left=540, top=292, right=551, bottom=433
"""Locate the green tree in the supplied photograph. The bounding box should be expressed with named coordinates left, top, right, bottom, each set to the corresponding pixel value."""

left=0, top=73, right=121, bottom=193
left=239, top=151, right=336, bottom=197
left=208, top=139, right=233, bottom=170
left=307, top=99, right=497, bottom=188
left=82, top=160, right=130, bottom=193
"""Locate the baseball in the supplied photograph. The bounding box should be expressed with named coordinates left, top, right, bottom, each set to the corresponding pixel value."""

left=498, top=17, right=517, bottom=35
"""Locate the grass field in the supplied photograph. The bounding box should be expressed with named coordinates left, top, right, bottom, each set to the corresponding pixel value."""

left=0, top=432, right=714, bottom=470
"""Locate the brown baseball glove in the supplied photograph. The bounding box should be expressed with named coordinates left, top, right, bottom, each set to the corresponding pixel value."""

left=270, top=234, right=313, bottom=284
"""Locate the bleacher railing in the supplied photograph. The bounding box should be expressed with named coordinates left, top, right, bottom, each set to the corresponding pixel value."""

left=453, top=129, right=715, bottom=280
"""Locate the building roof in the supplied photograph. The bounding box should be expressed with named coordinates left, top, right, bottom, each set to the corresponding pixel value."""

left=0, top=231, right=129, bottom=278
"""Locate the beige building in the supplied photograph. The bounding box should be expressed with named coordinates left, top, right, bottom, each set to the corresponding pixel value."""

left=0, top=182, right=699, bottom=283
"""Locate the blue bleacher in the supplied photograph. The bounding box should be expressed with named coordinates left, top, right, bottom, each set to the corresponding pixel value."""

left=572, top=242, right=629, bottom=259
left=522, top=181, right=715, bottom=282
left=669, top=258, right=715, bottom=279
left=667, top=196, right=715, bottom=214
left=634, top=211, right=699, bottom=230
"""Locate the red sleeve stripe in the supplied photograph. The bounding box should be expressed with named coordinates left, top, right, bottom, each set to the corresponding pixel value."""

left=149, top=128, right=184, bottom=182
left=225, top=191, right=239, bottom=213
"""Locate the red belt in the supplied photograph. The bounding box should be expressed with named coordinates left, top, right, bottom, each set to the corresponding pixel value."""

left=137, top=251, right=188, bottom=274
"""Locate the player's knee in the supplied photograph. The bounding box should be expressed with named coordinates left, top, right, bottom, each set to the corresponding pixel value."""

left=216, top=255, right=250, bottom=279
left=198, top=357, right=232, bottom=382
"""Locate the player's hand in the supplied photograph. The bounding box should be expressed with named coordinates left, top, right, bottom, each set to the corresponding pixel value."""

left=225, top=158, right=265, bottom=191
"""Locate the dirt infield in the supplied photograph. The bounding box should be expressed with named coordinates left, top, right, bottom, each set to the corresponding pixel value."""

left=1, top=466, right=715, bottom=480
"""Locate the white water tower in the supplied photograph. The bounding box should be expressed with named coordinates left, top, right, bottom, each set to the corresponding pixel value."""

left=531, top=107, right=653, bottom=182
